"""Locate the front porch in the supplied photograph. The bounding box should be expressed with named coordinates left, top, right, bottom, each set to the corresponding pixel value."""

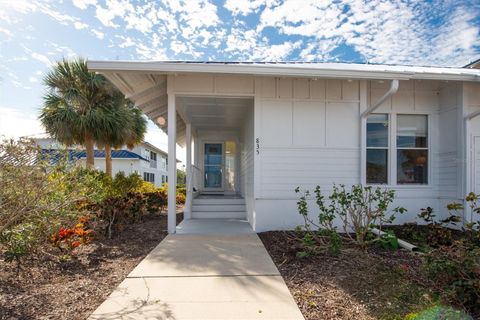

left=174, top=95, right=254, bottom=233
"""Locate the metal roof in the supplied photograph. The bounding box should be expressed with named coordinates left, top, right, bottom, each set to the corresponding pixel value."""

left=42, top=149, right=149, bottom=162
left=88, top=60, right=480, bottom=82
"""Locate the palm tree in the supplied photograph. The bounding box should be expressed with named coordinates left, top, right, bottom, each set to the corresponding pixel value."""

left=96, top=93, right=147, bottom=177
left=39, top=58, right=112, bottom=168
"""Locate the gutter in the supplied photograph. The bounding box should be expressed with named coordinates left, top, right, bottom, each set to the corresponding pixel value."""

left=361, top=79, right=399, bottom=118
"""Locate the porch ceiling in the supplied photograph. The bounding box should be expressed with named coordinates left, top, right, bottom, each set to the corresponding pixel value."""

left=177, top=97, right=253, bottom=131
left=101, top=72, right=187, bottom=146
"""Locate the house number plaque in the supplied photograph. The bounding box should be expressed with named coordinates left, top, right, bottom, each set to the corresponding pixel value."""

left=256, top=138, right=260, bottom=155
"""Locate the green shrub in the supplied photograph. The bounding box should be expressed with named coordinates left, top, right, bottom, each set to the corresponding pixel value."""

left=423, top=244, right=480, bottom=315
left=144, top=191, right=168, bottom=213
left=295, top=184, right=405, bottom=251
left=0, top=139, right=103, bottom=263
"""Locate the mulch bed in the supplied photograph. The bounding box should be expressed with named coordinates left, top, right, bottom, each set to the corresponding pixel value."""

left=0, top=212, right=183, bottom=320
left=259, top=231, right=435, bottom=320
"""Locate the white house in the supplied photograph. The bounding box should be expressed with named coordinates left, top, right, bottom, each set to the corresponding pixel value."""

left=87, top=61, right=480, bottom=233
left=35, top=137, right=169, bottom=187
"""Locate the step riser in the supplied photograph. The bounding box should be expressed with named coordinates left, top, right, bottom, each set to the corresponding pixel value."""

left=193, top=199, right=245, bottom=205
left=191, top=211, right=247, bottom=219
left=192, top=205, right=246, bottom=212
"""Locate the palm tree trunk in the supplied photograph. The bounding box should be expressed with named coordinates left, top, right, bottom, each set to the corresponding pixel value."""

left=85, top=134, right=95, bottom=169
left=105, top=144, right=112, bottom=176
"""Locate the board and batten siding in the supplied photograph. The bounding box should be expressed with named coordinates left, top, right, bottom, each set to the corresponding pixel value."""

left=254, top=77, right=454, bottom=231
left=254, top=77, right=361, bottom=230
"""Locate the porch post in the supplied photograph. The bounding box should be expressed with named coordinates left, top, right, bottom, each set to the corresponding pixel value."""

left=185, top=122, right=192, bottom=220
left=167, top=77, right=177, bottom=234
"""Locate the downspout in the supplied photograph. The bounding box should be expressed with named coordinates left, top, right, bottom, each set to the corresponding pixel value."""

left=359, top=80, right=400, bottom=184
left=361, top=79, right=399, bottom=119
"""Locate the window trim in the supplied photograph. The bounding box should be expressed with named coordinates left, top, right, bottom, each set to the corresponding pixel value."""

left=366, top=113, right=390, bottom=185
left=365, top=113, right=430, bottom=187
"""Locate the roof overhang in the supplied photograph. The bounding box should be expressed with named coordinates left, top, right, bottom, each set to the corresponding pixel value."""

left=88, top=60, right=480, bottom=82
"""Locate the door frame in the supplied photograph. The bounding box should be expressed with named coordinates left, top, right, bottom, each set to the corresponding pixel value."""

left=472, top=136, right=480, bottom=194
left=202, top=141, right=225, bottom=192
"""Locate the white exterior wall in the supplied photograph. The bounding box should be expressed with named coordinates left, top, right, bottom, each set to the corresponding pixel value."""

left=131, top=144, right=168, bottom=187
left=170, top=73, right=473, bottom=231
left=254, top=78, right=461, bottom=231
left=240, top=105, right=255, bottom=226
left=78, top=158, right=140, bottom=176
left=465, top=82, right=480, bottom=222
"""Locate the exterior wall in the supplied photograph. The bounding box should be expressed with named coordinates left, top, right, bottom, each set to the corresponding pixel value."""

left=78, top=158, right=140, bottom=176
left=131, top=144, right=168, bottom=187
left=254, top=77, right=461, bottom=231
left=240, top=105, right=255, bottom=226
left=171, top=73, right=472, bottom=232
left=254, top=77, right=361, bottom=231
left=465, top=82, right=480, bottom=222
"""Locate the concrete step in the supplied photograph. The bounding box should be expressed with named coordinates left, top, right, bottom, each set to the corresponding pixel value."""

left=192, top=204, right=246, bottom=212
left=191, top=211, right=247, bottom=219
left=193, top=198, right=245, bottom=205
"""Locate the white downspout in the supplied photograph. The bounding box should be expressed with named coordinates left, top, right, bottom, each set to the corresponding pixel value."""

left=361, top=79, right=399, bottom=119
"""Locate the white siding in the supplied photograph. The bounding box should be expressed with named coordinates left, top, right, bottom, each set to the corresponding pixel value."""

left=254, top=78, right=454, bottom=231
left=240, top=106, right=255, bottom=225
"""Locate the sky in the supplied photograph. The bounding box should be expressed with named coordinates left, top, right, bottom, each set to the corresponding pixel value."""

left=1, top=0, right=480, bottom=160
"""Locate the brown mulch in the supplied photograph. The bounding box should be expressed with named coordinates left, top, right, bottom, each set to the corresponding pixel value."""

left=0, top=212, right=183, bottom=320
left=259, top=231, right=435, bottom=320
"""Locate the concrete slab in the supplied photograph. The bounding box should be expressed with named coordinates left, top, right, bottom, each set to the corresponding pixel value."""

left=128, top=234, right=279, bottom=277
left=176, top=218, right=253, bottom=235
left=89, top=232, right=304, bottom=320
left=89, top=276, right=303, bottom=320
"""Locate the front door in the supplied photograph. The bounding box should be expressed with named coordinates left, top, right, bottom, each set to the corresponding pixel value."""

left=204, top=143, right=224, bottom=191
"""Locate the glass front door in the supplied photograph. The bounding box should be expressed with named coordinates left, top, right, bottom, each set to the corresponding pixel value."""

left=204, top=143, right=223, bottom=190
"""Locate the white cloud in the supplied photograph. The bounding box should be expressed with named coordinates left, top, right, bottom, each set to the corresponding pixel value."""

left=0, top=107, right=44, bottom=139
left=72, top=0, right=97, bottom=10
left=224, top=0, right=266, bottom=16
left=30, top=52, right=52, bottom=67
left=28, top=76, right=38, bottom=83
left=91, top=29, right=105, bottom=39
left=73, top=21, right=88, bottom=30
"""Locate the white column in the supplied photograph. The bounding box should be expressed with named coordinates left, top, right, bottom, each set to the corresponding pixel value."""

left=167, top=78, right=177, bottom=234
left=185, top=122, right=192, bottom=220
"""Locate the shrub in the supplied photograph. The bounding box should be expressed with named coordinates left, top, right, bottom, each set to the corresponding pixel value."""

left=423, top=244, right=480, bottom=315
left=97, top=192, right=148, bottom=238
left=49, top=216, right=93, bottom=252
left=0, top=139, right=102, bottom=263
left=176, top=193, right=186, bottom=205
left=295, top=184, right=405, bottom=250
left=144, top=191, right=168, bottom=213
left=418, top=207, right=461, bottom=247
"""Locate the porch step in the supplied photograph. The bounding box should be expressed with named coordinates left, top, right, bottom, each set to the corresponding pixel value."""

left=193, top=198, right=245, bottom=205
left=191, top=197, right=246, bottom=219
left=192, top=204, right=246, bottom=212
left=191, top=211, right=247, bottom=219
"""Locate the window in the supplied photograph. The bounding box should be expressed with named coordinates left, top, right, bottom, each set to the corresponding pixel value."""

left=396, top=115, right=428, bottom=184
left=150, top=151, right=157, bottom=161
left=366, top=114, right=389, bottom=184
left=143, top=172, right=155, bottom=183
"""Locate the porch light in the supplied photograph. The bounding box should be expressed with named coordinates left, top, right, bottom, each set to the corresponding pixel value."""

left=157, top=116, right=166, bottom=126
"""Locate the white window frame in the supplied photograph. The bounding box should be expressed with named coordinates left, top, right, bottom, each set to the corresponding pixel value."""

left=365, top=113, right=431, bottom=187
left=366, top=114, right=390, bottom=185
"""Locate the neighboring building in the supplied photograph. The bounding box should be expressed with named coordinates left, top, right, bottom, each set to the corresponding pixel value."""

left=88, top=60, right=480, bottom=233
left=34, top=137, right=169, bottom=187
left=464, top=58, right=480, bottom=69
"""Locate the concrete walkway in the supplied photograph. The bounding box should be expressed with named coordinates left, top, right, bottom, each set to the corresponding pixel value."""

left=89, top=220, right=304, bottom=320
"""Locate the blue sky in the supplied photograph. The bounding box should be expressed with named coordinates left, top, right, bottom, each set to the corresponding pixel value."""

left=1, top=0, right=480, bottom=155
